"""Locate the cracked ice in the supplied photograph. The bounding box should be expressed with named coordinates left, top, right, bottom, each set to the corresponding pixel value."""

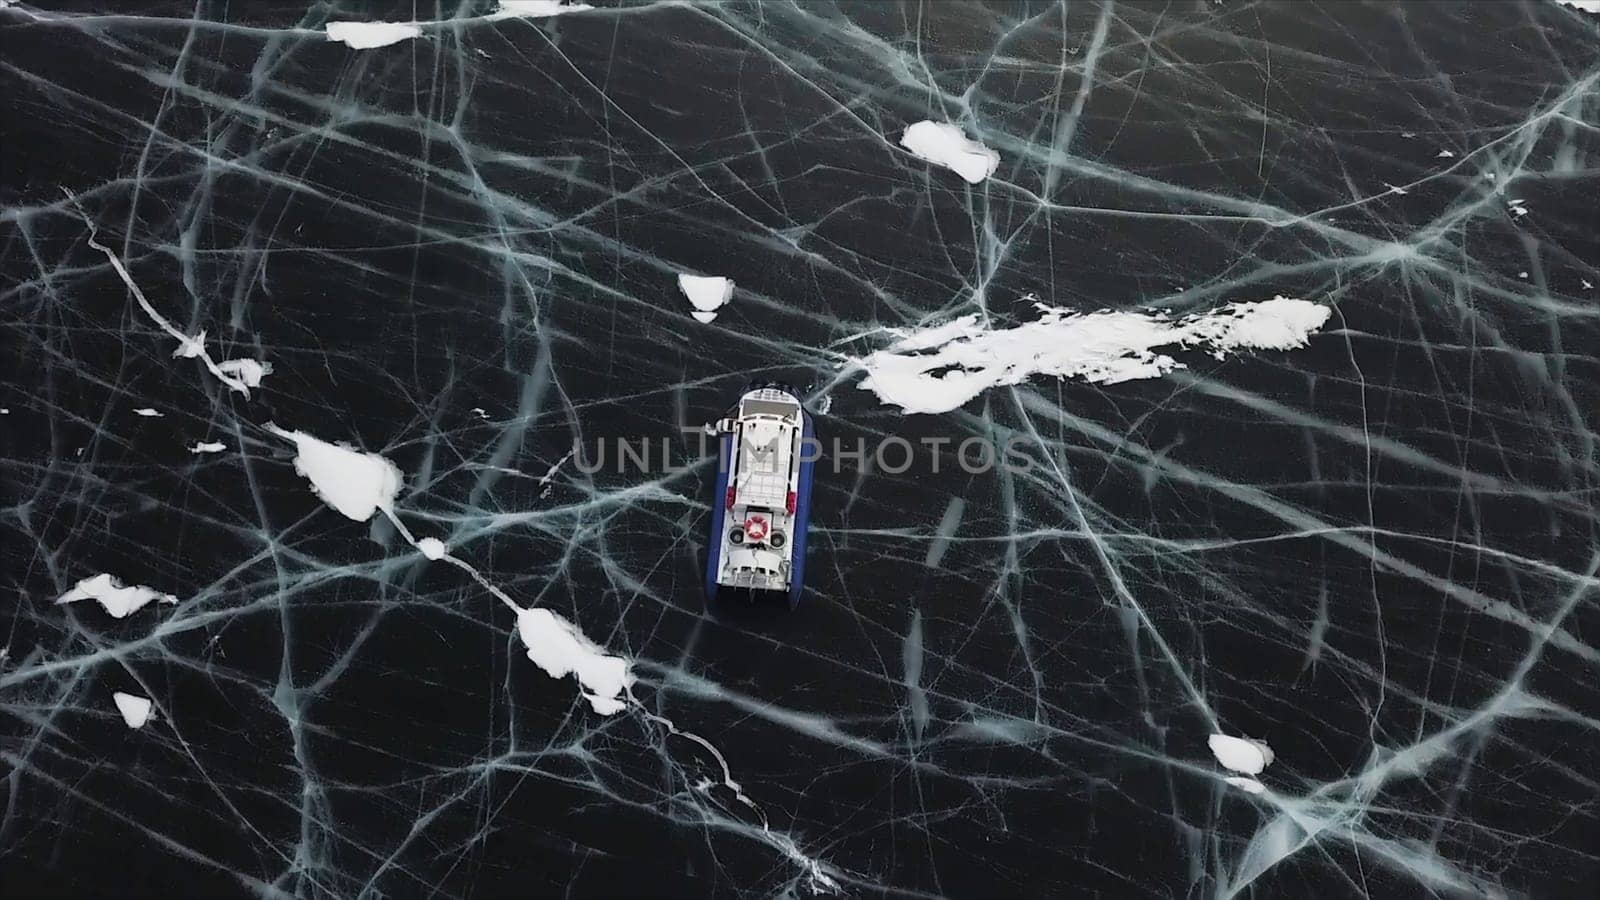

left=3, top=1, right=1599, bottom=898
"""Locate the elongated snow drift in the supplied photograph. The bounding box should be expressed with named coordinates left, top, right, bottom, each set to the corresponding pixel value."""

left=855, top=296, right=1330, bottom=414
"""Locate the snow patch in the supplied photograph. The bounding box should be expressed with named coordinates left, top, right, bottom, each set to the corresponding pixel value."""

left=134, top=408, right=163, bottom=417
left=1555, top=1, right=1600, bottom=12
left=265, top=425, right=402, bottom=522
left=678, top=274, right=733, bottom=322
left=900, top=121, right=999, bottom=184
left=1226, top=776, right=1267, bottom=795
left=493, top=0, right=595, bottom=17
left=516, top=607, right=634, bottom=715
left=325, top=21, right=422, bottom=49
left=190, top=441, right=226, bottom=454
left=1435, top=149, right=1455, bottom=158
left=217, top=358, right=271, bottom=388
left=1209, top=733, right=1275, bottom=775
left=113, top=692, right=154, bottom=729
left=417, top=537, right=447, bottom=560
left=855, top=296, right=1331, bottom=414
left=57, top=573, right=178, bottom=618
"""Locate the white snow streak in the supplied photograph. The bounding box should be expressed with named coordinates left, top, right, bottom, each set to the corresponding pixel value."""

left=190, top=441, right=226, bottom=454
left=325, top=21, right=422, bottom=49
left=71, top=204, right=259, bottom=397
left=1225, top=776, right=1267, bottom=795
left=493, top=0, right=595, bottom=17
left=856, top=296, right=1331, bottom=414
left=326, top=2, right=593, bottom=51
